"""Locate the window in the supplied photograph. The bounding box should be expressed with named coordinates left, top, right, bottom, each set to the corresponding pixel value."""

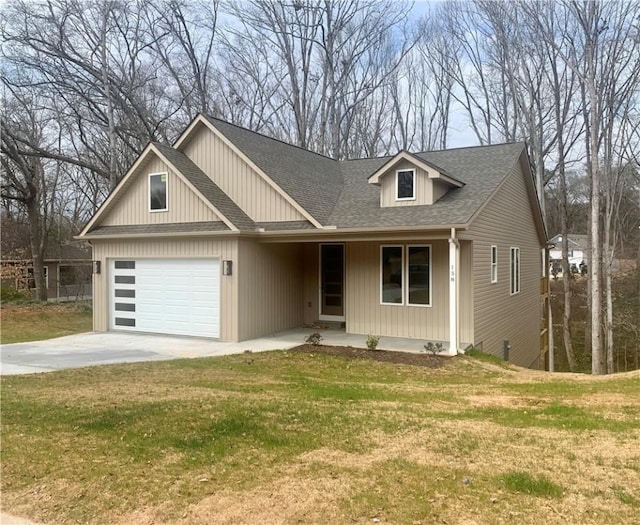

left=149, top=173, right=168, bottom=211
left=407, top=246, right=431, bottom=306
left=381, top=246, right=403, bottom=304
left=396, top=169, right=415, bottom=200
left=490, top=245, right=498, bottom=283
left=381, top=244, right=431, bottom=306
left=510, top=247, right=520, bottom=295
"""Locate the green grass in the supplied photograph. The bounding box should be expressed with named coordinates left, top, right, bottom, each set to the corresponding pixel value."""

left=1, top=351, right=639, bottom=524
left=0, top=301, right=92, bottom=343
left=500, top=471, right=563, bottom=498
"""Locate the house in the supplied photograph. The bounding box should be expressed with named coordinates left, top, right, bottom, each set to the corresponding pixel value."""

left=0, top=225, right=92, bottom=300
left=549, top=234, right=588, bottom=269
left=78, top=115, right=549, bottom=369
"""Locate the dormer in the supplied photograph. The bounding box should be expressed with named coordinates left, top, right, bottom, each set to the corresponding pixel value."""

left=368, top=151, right=464, bottom=207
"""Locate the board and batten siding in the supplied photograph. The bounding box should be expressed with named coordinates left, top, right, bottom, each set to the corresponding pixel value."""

left=380, top=160, right=435, bottom=207
left=91, top=238, right=239, bottom=341
left=236, top=240, right=304, bottom=340
left=467, top=161, right=543, bottom=368
left=181, top=126, right=306, bottom=223
left=101, top=155, right=223, bottom=226
left=345, top=240, right=473, bottom=345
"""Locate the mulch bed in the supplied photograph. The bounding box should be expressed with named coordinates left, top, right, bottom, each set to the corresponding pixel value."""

left=288, top=344, right=450, bottom=368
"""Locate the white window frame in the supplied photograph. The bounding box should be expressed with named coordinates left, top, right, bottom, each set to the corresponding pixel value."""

left=406, top=244, right=432, bottom=307
left=395, top=169, right=416, bottom=201
left=510, top=247, right=521, bottom=295
left=541, top=248, right=546, bottom=277
left=43, top=265, right=49, bottom=289
left=380, top=245, right=404, bottom=305
left=490, top=245, right=498, bottom=283
left=149, top=172, right=168, bottom=212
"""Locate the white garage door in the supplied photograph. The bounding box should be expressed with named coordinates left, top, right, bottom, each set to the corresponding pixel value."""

left=110, top=258, right=220, bottom=338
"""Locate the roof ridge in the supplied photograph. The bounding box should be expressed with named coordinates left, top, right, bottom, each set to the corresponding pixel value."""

left=204, top=115, right=339, bottom=163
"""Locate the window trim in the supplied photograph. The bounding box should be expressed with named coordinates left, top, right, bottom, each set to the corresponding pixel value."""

left=395, top=168, right=416, bottom=201
left=490, top=245, right=498, bottom=283
left=380, top=244, right=432, bottom=307
left=406, top=244, right=432, bottom=307
left=380, top=245, right=404, bottom=305
left=149, top=172, right=168, bottom=212
left=510, top=246, right=521, bottom=295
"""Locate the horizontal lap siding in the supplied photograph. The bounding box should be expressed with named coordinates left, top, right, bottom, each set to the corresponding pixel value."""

left=459, top=240, right=474, bottom=346
left=92, top=238, right=238, bottom=341
left=182, top=127, right=306, bottom=223
left=102, top=156, right=222, bottom=226
left=469, top=163, right=542, bottom=368
left=237, top=240, right=304, bottom=340
left=346, top=240, right=450, bottom=341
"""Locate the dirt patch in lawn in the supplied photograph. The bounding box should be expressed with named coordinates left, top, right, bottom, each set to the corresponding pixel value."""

left=288, top=344, right=450, bottom=368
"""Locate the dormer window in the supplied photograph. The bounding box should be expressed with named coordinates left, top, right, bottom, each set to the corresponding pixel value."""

left=396, top=169, right=415, bottom=200
left=149, top=172, right=168, bottom=211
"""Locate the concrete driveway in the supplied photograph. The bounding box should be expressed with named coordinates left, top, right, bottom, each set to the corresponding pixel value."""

left=0, top=330, right=310, bottom=376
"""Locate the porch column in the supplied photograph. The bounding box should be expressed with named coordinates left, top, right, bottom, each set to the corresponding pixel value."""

left=448, top=229, right=459, bottom=355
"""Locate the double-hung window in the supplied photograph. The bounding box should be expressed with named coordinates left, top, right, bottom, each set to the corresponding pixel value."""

left=381, top=245, right=431, bottom=306
left=149, top=172, right=168, bottom=211
left=490, top=245, right=498, bottom=283
left=510, top=247, right=520, bottom=295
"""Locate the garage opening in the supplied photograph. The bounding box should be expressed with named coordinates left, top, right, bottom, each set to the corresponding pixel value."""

left=110, top=258, right=220, bottom=338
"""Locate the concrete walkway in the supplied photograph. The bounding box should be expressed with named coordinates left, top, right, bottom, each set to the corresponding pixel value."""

left=0, top=328, right=434, bottom=376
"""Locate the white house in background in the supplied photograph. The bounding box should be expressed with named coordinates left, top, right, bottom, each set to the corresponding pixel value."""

left=549, top=234, right=588, bottom=267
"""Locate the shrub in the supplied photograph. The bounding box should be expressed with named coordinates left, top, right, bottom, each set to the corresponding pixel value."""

left=0, top=286, right=32, bottom=304
left=366, top=334, right=380, bottom=351
left=305, top=332, right=323, bottom=346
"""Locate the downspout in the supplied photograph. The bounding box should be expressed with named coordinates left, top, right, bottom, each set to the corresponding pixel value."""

left=448, top=228, right=460, bottom=355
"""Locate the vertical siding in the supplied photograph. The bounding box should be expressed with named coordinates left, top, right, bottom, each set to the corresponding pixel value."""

left=469, top=162, right=543, bottom=367
left=345, top=240, right=459, bottom=342
left=380, top=161, right=434, bottom=207
left=236, top=240, right=304, bottom=340
left=91, top=238, right=239, bottom=341
left=182, top=127, right=306, bottom=222
left=459, top=240, right=474, bottom=345
left=101, top=155, right=222, bottom=226
left=302, top=244, right=319, bottom=325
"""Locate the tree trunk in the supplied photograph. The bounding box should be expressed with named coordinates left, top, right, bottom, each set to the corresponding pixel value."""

left=27, top=195, right=47, bottom=301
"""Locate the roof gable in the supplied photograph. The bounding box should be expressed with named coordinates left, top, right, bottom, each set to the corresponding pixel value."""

left=79, top=144, right=253, bottom=237
left=202, top=116, right=343, bottom=226
left=367, top=150, right=464, bottom=188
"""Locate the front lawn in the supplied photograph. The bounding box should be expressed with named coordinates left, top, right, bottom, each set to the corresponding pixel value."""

left=1, top=351, right=639, bottom=524
left=0, top=301, right=92, bottom=344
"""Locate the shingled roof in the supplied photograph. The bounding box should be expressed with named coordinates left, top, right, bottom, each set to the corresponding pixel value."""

left=203, top=116, right=343, bottom=225
left=328, top=142, right=526, bottom=229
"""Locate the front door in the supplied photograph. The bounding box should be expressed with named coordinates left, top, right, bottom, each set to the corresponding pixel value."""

left=320, top=244, right=345, bottom=320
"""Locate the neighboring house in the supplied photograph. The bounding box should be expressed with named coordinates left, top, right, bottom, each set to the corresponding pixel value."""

left=78, top=114, right=549, bottom=368
left=0, top=243, right=92, bottom=300
left=549, top=234, right=588, bottom=267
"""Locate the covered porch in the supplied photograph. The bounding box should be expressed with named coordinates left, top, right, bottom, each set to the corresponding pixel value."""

left=248, top=231, right=474, bottom=354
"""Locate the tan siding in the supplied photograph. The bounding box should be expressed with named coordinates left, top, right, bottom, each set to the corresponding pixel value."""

left=380, top=160, right=434, bottom=207
left=236, top=240, right=304, bottom=340
left=182, top=127, right=306, bottom=222
left=468, top=163, right=543, bottom=367
left=302, top=244, right=319, bottom=325
left=91, top=238, right=238, bottom=341
left=345, top=240, right=454, bottom=342
left=432, top=180, right=449, bottom=203
left=459, top=240, right=474, bottom=345
left=101, top=155, right=223, bottom=226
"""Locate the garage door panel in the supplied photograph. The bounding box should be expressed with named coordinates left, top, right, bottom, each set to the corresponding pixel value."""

left=110, top=258, right=220, bottom=338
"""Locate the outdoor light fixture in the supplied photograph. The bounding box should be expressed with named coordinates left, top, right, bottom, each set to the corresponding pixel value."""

left=92, top=260, right=101, bottom=274
left=222, top=260, right=233, bottom=276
